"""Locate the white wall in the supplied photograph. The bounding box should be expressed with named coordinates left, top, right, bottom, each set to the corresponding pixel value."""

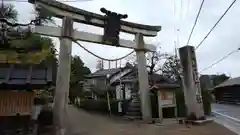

left=116, top=84, right=123, bottom=100
left=115, top=84, right=132, bottom=100
left=125, top=84, right=132, bottom=100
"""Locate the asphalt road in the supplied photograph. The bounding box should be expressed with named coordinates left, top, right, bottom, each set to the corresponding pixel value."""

left=212, top=103, right=240, bottom=120
left=212, top=103, right=240, bottom=134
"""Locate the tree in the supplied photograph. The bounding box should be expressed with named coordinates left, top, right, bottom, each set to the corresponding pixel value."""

left=212, top=74, right=230, bottom=86
left=34, top=4, right=55, bottom=25
left=2, top=34, right=57, bottom=64
left=0, top=3, right=58, bottom=97
left=126, top=49, right=182, bottom=84
left=1, top=2, right=53, bottom=24
left=71, top=55, right=91, bottom=83
left=0, top=3, right=18, bottom=22
left=145, top=51, right=170, bottom=75
left=96, top=59, right=104, bottom=70
left=69, top=55, right=91, bottom=103
left=126, top=49, right=170, bottom=74
left=161, top=55, right=182, bottom=84
left=0, top=3, right=56, bottom=64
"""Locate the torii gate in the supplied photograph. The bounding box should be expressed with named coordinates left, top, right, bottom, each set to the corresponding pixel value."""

left=28, top=0, right=161, bottom=134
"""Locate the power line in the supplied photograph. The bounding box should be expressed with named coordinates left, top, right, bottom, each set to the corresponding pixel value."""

left=186, top=0, right=205, bottom=45
left=173, top=0, right=182, bottom=57
left=195, top=0, right=236, bottom=50
left=3, top=0, right=91, bottom=2
left=173, top=0, right=177, bottom=55
left=199, top=47, right=240, bottom=72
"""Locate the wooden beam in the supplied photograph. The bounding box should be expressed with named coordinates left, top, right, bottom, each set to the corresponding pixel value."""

left=29, top=0, right=161, bottom=37
left=32, top=25, right=156, bottom=51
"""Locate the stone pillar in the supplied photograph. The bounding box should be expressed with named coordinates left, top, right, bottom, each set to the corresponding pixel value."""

left=53, top=17, right=73, bottom=135
left=135, top=33, right=152, bottom=121
left=179, top=45, right=204, bottom=119
left=157, top=91, right=163, bottom=122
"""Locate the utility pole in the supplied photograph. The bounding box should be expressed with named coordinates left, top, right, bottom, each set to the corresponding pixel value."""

left=179, top=45, right=204, bottom=119
left=53, top=17, right=73, bottom=135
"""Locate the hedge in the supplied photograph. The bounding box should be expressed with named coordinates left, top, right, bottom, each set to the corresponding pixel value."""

left=77, top=89, right=212, bottom=118
left=79, top=99, right=130, bottom=115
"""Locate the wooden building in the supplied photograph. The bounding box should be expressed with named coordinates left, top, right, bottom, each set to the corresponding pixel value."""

left=0, top=63, right=55, bottom=132
left=213, top=77, right=240, bottom=104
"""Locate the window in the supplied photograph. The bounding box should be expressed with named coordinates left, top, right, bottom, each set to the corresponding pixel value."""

left=92, top=79, right=96, bottom=85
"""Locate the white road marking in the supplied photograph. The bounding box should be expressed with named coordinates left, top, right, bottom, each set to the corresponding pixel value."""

left=212, top=111, right=240, bottom=123
left=214, top=116, right=240, bottom=135
left=212, top=110, right=240, bottom=135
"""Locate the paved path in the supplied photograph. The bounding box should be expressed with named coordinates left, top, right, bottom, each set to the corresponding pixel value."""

left=65, top=105, right=160, bottom=135
left=212, top=103, right=240, bottom=134
left=64, top=105, right=236, bottom=135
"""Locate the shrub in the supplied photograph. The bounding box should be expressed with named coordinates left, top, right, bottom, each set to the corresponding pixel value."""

left=80, top=99, right=114, bottom=114
left=79, top=89, right=212, bottom=118
left=81, top=99, right=108, bottom=113
left=79, top=99, right=130, bottom=115
left=175, top=89, right=186, bottom=117
left=202, top=90, right=212, bottom=115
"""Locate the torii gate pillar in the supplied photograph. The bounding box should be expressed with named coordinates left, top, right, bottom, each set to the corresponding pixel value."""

left=135, top=33, right=152, bottom=121
left=53, top=17, right=73, bottom=135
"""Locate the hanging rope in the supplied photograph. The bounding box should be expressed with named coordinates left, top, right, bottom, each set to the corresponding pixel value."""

left=72, top=39, right=134, bottom=61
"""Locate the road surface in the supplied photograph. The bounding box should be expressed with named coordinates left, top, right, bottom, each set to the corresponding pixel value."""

left=212, top=103, right=240, bottom=120
left=212, top=103, right=240, bottom=134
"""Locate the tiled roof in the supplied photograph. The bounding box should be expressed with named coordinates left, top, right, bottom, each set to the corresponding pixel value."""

left=114, top=70, right=177, bottom=86
left=85, top=68, right=121, bottom=78
left=0, top=63, right=55, bottom=89
left=150, top=84, right=180, bottom=90
left=215, top=77, right=240, bottom=89
left=85, top=62, right=134, bottom=78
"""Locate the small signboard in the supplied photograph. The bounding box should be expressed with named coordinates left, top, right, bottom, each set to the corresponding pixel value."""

left=116, top=84, right=124, bottom=100
left=159, top=91, right=175, bottom=107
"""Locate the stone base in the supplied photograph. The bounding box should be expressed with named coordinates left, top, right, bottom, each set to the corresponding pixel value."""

left=193, top=118, right=213, bottom=125
left=123, top=116, right=159, bottom=124
left=178, top=118, right=213, bottom=125
left=139, top=119, right=156, bottom=124
left=124, top=116, right=141, bottom=120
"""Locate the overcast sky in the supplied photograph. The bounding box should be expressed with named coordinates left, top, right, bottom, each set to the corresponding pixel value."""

left=8, top=0, right=240, bottom=77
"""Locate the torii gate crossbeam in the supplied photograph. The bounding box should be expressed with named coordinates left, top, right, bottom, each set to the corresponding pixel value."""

left=29, top=0, right=161, bottom=37
left=32, top=25, right=156, bottom=51
left=28, top=0, right=161, bottom=135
